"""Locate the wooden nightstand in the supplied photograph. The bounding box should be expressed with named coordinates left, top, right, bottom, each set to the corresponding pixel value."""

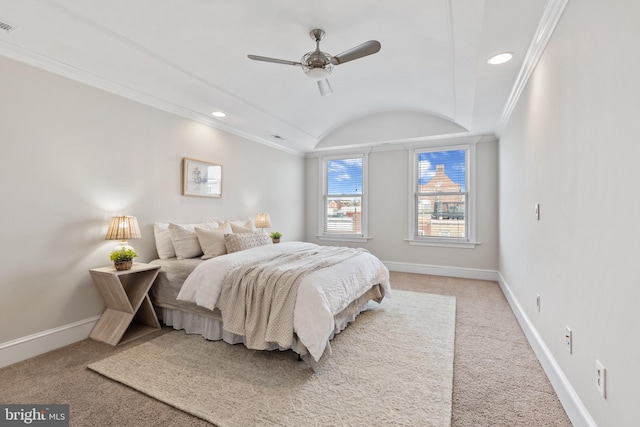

left=89, top=262, right=161, bottom=345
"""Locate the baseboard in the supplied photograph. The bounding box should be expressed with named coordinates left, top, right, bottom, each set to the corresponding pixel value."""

left=384, top=261, right=499, bottom=281
left=497, top=273, right=597, bottom=427
left=0, top=262, right=493, bottom=369
left=0, top=269, right=594, bottom=427
left=0, top=316, right=100, bottom=369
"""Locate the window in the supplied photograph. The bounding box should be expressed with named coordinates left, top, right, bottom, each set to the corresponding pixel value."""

left=410, top=145, right=476, bottom=247
left=319, top=154, right=367, bottom=241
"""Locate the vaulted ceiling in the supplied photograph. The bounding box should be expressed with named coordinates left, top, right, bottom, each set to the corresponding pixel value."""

left=0, top=0, right=553, bottom=154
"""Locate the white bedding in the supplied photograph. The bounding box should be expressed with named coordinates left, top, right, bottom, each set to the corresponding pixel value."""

left=177, top=241, right=391, bottom=361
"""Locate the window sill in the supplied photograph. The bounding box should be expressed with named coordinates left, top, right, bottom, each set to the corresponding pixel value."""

left=317, top=235, right=371, bottom=243
left=406, top=238, right=480, bottom=249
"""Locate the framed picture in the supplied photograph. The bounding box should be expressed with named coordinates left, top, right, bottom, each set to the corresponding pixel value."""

left=182, top=157, right=222, bottom=198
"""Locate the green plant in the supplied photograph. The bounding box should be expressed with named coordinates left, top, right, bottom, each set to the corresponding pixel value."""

left=270, top=231, right=282, bottom=239
left=109, top=248, right=138, bottom=263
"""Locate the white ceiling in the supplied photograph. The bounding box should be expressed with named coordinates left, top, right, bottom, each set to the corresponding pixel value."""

left=0, top=0, right=552, bottom=154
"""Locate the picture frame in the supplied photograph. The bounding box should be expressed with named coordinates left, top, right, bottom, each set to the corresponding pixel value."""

left=182, top=157, right=222, bottom=198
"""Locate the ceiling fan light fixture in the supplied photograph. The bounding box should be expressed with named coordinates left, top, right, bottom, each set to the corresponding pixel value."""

left=302, top=50, right=333, bottom=80
left=318, top=79, right=333, bottom=96
left=305, top=67, right=331, bottom=81
left=247, top=29, right=381, bottom=96
left=487, top=52, right=513, bottom=65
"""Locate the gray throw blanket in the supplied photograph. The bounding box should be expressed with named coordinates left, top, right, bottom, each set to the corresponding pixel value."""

left=218, top=246, right=367, bottom=350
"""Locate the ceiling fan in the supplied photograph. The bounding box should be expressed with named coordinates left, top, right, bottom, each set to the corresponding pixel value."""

left=248, top=29, right=381, bottom=96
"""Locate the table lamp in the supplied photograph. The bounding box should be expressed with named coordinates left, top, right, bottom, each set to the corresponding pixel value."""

left=105, top=215, right=141, bottom=251
left=254, top=213, right=272, bottom=233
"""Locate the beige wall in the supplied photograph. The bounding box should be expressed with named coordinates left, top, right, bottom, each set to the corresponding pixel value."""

left=499, top=0, right=640, bottom=425
left=0, top=56, right=305, bottom=345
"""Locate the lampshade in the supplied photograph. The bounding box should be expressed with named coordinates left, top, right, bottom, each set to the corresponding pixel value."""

left=105, top=216, right=141, bottom=250
left=254, top=213, right=272, bottom=229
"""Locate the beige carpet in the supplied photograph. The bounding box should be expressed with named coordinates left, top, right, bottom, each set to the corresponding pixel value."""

left=1, top=273, right=572, bottom=426
left=88, top=290, right=456, bottom=427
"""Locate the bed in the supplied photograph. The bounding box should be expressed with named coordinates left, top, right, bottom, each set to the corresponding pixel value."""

left=149, top=222, right=390, bottom=367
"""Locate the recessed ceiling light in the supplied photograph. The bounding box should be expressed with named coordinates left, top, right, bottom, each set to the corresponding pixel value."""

left=211, top=111, right=226, bottom=117
left=487, top=52, right=513, bottom=65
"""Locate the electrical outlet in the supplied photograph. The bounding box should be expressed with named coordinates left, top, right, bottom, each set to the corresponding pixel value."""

left=535, top=203, right=540, bottom=220
left=596, top=360, right=606, bottom=398
left=536, top=294, right=540, bottom=312
left=565, top=326, right=572, bottom=354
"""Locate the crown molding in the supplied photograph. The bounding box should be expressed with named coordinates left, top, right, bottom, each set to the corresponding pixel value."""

left=496, top=0, right=570, bottom=136
left=0, top=41, right=305, bottom=157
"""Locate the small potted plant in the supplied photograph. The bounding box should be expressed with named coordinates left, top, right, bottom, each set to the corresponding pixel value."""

left=270, top=231, right=282, bottom=244
left=109, top=248, right=138, bottom=271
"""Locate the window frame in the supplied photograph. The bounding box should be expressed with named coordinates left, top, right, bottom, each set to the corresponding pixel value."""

left=318, top=153, right=369, bottom=243
left=408, top=143, right=478, bottom=248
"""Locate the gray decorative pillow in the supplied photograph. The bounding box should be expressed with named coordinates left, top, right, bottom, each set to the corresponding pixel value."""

left=224, top=232, right=272, bottom=254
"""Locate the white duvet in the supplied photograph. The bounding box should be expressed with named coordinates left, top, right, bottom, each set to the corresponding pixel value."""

left=177, top=241, right=391, bottom=361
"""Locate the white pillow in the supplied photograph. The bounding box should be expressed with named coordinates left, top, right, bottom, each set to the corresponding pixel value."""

left=153, top=223, right=176, bottom=259
left=196, top=221, right=232, bottom=260
left=168, top=222, right=218, bottom=260
left=224, top=232, right=272, bottom=254
left=228, top=218, right=257, bottom=233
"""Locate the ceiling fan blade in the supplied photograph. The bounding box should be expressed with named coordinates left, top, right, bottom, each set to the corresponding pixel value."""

left=331, top=40, right=381, bottom=65
left=317, top=79, right=333, bottom=96
left=247, top=54, right=301, bottom=66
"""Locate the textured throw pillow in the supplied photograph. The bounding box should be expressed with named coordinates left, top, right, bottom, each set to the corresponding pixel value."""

left=224, top=232, right=272, bottom=254
left=196, top=221, right=232, bottom=260
left=153, top=223, right=176, bottom=259
left=168, top=221, right=218, bottom=259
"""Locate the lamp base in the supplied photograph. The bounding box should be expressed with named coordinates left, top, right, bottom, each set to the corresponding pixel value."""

left=113, top=241, right=135, bottom=252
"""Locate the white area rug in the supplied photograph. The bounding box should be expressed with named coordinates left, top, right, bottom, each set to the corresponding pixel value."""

left=88, top=290, right=456, bottom=426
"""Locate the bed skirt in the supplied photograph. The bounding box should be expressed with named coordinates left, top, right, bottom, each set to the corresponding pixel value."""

left=157, top=284, right=384, bottom=362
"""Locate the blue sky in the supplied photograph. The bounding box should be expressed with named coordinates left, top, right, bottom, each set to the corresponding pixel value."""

left=418, top=149, right=466, bottom=190
left=327, top=158, right=363, bottom=195
left=327, top=150, right=465, bottom=195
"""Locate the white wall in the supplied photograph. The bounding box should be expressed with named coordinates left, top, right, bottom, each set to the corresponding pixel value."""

left=0, top=56, right=305, bottom=350
left=499, top=1, right=640, bottom=426
left=304, top=140, right=499, bottom=274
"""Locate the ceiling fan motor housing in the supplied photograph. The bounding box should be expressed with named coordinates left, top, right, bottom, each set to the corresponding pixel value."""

left=302, top=51, right=333, bottom=80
